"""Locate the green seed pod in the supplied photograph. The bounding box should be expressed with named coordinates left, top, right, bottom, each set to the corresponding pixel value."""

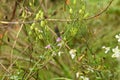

left=38, top=34, right=43, bottom=39
left=70, top=27, right=78, bottom=36
left=63, top=37, right=66, bottom=41
left=45, top=25, right=49, bottom=31
left=84, top=13, right=89, bottom=18
left=79, top=9, right=82, bottom=14
left=29, top=2, right=32, bottom=7
left=82, top=5, right=85, bottom=11
left=35, top=37, right=39, bottom=41
left=36, top=12, right=39, bottom=18
left=35, top=27, right=38, bottom=31
left=41, top=21, right=45, bottom=27
left=30, top=23, right=35, bottom=30
left=69, top=8, right=73, bottom=14
left=35, top=10, right=42, bottom=20
left=28, top=31, right=32, bottom=35
left=21, top=10, right=25, bottom=18
left=40, top=12, right=44, bottom=19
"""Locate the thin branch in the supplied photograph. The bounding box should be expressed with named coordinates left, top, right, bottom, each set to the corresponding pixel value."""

left=0, top=18, right=74, bottom=24
left=10, top=1, right=18, bottom=20
left=0, top=0, right=114, bottom=25
left=7, top=57, right=19, bottom=72
left=10, top=0, right=22, bottom=20
left=0, top=62, right=10, bottom=73
left=8, top=23, right=23, bottom=72
left=85, top=0, right=114, bottom=20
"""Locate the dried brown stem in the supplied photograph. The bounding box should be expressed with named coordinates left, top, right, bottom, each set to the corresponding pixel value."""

left=0, top=0, right=114, bottom=25
left=10, top=1, right=18, bottom=20
left=85, top=0, right=114, bottom=20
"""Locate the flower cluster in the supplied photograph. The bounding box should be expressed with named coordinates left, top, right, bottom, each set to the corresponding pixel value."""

left=112, top=46, right=120, bottom=58
left=80, top=76, right=89, bottom=80
left=45, top=37, right=77, bottom=59
left=115, top=33, right=120, bottom=42
left=76, top=72, right=89, bottom=80
left=102, top=46, right=110, bottom=54
left=44, top=37, right=64, bottom=56
left=69, top=49, right=77, bottom=59
left=102, top=33, right=120, bottom=58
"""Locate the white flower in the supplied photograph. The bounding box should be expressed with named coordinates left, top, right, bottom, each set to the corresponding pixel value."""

left=102, top=46, right=110, bottom=54
left=57, top=41, right=64, bottom=47
left=112, top=46, right=120, bottom=53
left=69, top=49, right=77, bottom=59
left=76, top=72, right=80, bottom=78
left=115, top=34, right=120, bottom=42
left=52, top=51, right=64, bottom=57
left=52, top=51, right=56, bottom=56
left=58, top=51, right=63, bottom=56
left=80, top=76, right=89, bottom=80
left=87, top=66, right=94, bottom=72
left=112, top=46, right=120, bottom=58
left=10, top=75, right=18, bottom=80
left=112, top=53, right=120, bottom=58
left=38, top=30, right=43, bottom=33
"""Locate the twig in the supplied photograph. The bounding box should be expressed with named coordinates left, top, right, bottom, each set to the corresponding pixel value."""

left=7, top=57, right=19, bottom=72
left=0, top=0, right=114, bottom=25
left=10, top=0, right=22, bottom=20
left=9, top=23, right=23, bottom=72
left=10, top=1, right=18, bottom=20
left=0, top=18, right=74, bottom=24
left=0, top=62, right=10, bottom=73
left=85, top=0, right=114, bottom=20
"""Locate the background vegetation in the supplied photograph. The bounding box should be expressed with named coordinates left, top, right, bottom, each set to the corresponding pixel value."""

left=0, top=0, right=120, bottom=80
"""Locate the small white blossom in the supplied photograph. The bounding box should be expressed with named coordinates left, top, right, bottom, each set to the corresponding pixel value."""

left=52, top=51, right=64, bottom=57
left=112, top=53, right=120, bottom=58
left=38, top=30, right=43, bottom=33
left=115, top=34, right=120, bottom=42
left=112, top=46, right=120, bottom=58
left=76, top=72, right=80, bottom=78
left=57, top=41, right=64, bottom=47
left=58, top=51, right=63, bottom=56
left=52, top=51, right=56, bottom=56
left=102, top=46, right=110, bottom=54
left=10, top=75, right=18, bottom=80
left=112, top=46, right=120, bottom=53
left=87, top=66, right=94, bottom=72
left=69, top=49, right=77, bottom=59
left=80, top=76, right=89, bottom=80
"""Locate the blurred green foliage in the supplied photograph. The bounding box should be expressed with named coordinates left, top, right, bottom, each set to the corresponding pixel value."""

left=0, top=0, right=120, bottom=80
